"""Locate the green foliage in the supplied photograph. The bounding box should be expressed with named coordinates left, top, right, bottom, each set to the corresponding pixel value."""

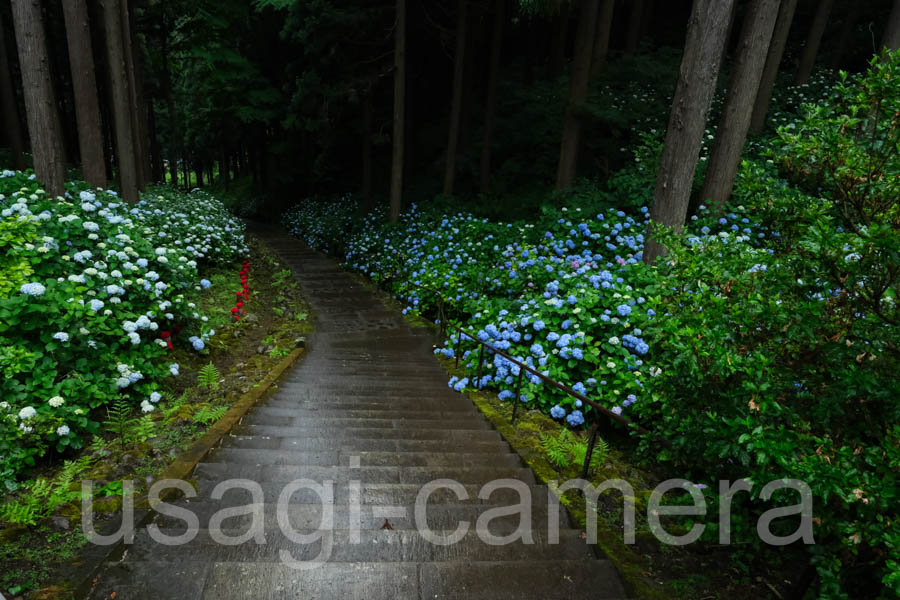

left=638, top=52, right=900, bottom=598
left=0, top=458, right=90, bottom=526
left=540, top=428, right=608, bottom=473
left=198, top=362, right=221, bottom=397
left=192, top=405, right=228, bottom=426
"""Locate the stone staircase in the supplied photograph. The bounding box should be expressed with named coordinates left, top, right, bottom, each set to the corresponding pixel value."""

left=86, top=231, right=629, bottom=599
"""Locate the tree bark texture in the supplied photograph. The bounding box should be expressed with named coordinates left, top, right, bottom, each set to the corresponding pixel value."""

left=0, top=13, right=26, bottom=170
left=479, top=0, right=505, bottom=194
left=750, top=0, right=798, bottom=135
left=701, top=0, right=781, bottom=210
left=884, top=0, right=900, bottom=52
left=643, top=0, right=736, bottom=263
left=101, top=0, right=139, bottom=202
left=591, top=0, right=615, bottom=77
left=794, top=0, right=835, bottom=85
left=555, top=0, right=600, bottom=190
left=443, top=0, right=468, bottom=196
left=61, top=0, right=107, bottom=188
left=389, top=0, right=405, bottom=223
left=11, top=0, right=66, bottom=196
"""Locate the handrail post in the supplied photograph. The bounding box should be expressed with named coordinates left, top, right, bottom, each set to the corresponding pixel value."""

left=511, top=369, right=524, bottom=423
left=475, top=344, right=485, bottom=389
left=580, top=420, right=601, bottom=481
left=455, top=328, right=462, bottom=367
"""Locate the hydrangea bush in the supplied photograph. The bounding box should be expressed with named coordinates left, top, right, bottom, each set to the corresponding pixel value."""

left=0, top=174, right=246, bottom=487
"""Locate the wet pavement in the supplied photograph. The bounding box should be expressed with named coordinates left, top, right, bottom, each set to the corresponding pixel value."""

left=86, top=228, right=629, bottom=599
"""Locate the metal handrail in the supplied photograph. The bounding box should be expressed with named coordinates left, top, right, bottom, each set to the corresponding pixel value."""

left=379, top=269, right=670, bottom=479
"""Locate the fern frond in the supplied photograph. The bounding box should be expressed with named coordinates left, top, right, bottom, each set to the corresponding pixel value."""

left=198, top=362, right=220, bottom=391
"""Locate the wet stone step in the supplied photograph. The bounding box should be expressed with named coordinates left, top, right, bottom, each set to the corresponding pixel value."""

left=250, top=407, right=479, bottom=421
left=191, top=463, right=537, bottom=485
left=259, top=399, right=473, bottom=412
left=150, top=501, right=573, bottom=532
left=222, top=435, right=511, bottom=454
left=117, top=528, right=594, bottom=563
left=196, top=560, right=627, bottom=600
left=241, top=415, right=492, bottom=431
left=186, top=481, right=559, bottom=507
left=206, top=447, right=523, bottom=469
left=233, top=424, right=503, bottom=442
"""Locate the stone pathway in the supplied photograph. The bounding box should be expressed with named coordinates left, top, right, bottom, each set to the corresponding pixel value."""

left=87, top=229, right=628, bottom=599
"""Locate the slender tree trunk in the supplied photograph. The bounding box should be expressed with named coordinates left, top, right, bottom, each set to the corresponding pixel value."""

left=162, top=46, right=178, bottom=185
left=884, top=0, right=900, bottom=52
left=591, top=0, right=615, bottom=77
left=443, top=0, right=468, bottom=196
left=61, top=0, right=106, bottom=188
left=0, top=14, right=26, bottom=170
left=389, top=0, right=406, bottom=223
left=149, top=101, right=162, bottom=182
left=361, top=92, right=373, bottom=211
left=625, top=0, right=646, bottom=53
left=701, top=0, right=781, bottom=210
left=643, top=0, right=736, bottom=264
left=556, top=0, right=600, bottom=190
left=548, top=5, right=568, bottom=79
left=794, top=0, right=835, bottom=85
left=219, top=149, right=229, bottom=187
left=720, top=0, right=739, bottom=66
left=120, top=0, right=147, bottom=190
left=11, top=0, right=66, bottom=196
left=479, top=0, right=505, bottom=194
left=750, top=0, right=797, bottom=135
left=101, top=0, right=139, bottom=202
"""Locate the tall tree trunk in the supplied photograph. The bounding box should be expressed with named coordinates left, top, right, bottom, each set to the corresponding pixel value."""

left=120, top=0, right=147, bottom=190
left=61, top=0, right=106, bottom=188
left=547, top=5, right=568, bottom=79
left=101, top=0, right=139, bottom=202
left=625, top=0, right=646, bottom=53
left=443, top=0, right=468, bottom=196
left=591, top=0, right=615, bottom=76
left=219, top=149, right=229, bottom=187
left=643, top=0, right=736, bottom=264
left=749, top=0, right=797, bottom=135
left=719, top=1, right=739, bottom=67
left=361, top=92, right=373, bottom=211
left=11, top=0, right=66, bottom=196
left=149, top=101, right=162, bottom=182
left=794, top=0, right=834, bottom=85
left=701, top=0, right=781, bottom=209
left=479, top=0, right=505, bottom=194
left=0, top=14, right=26, bottom=170
left=884, top=0, right=900, bottom=52
left=555, top=0, right=600, bottom=190
left=389, top=0, right=406, bottom=223
left=161, top=45, right=178, bottom=185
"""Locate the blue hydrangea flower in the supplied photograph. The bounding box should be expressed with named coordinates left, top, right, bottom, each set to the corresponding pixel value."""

left=52, top=332, right=69, bottom=343
left=616, top=304, right=632, bottom=317
left=200, top=279, right=211, bottom=289
left=566, top=410, right=585, bottom=426
left=550, top=405, right=566, bottom=419
left=533, top=320, right=545, bottom=331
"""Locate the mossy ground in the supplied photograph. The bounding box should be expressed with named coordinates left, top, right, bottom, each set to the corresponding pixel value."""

left=0, top=235, right=313, bottom=599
